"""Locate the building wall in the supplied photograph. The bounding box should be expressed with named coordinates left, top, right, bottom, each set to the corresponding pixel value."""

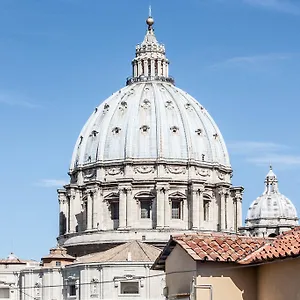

left=195, top=263, right=257, bottom=300
left=165, top=245, right=257, bottom=300
left=20, top=261, right=164, bottom=300
left=0, top=262, right=39, bottom=300
left=165, top=245, right=197, bottom=298
left=257, top=257, right=300, bottom=300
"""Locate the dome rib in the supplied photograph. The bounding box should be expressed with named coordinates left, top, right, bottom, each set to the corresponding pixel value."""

left=69, top=82, right=231, bottom=170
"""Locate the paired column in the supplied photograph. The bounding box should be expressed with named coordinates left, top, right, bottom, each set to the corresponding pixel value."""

left=164, top=187, right=170, bottom=228
left=192, top=184, right=205, bottom=230
left=58, top=190, right=68, bottom=235
left=156, top=186, right=166, bottom=229
left=218, top=188, right=230, bottom=231
left=86, top=191, right=93, bottom=230
left=236, top=192, right=243, bottom=229
left=118, top=184, right=132, bottom=229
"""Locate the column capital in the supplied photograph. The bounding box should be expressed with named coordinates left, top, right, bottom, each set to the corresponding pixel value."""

left=218, top=187, right=230, bottom=196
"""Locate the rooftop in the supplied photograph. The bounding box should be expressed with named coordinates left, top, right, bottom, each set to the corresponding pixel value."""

left=78, top=240, right=161, bottom=264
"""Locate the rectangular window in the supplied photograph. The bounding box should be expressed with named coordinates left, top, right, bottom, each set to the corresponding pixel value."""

left=0, top=288, right=10, bottom=299
left=171, top=201, right=181, bottom=219
left=140, top=201, right=151, bottom=219
left=120, top=282, right=139, bottom=295
left=56, top=261, right=61, bottom=267
left=111, top=202, right=119, bottom=220
left=69, top=284, right=76, bottom=297
left=204, top=201, right=210, bottom=221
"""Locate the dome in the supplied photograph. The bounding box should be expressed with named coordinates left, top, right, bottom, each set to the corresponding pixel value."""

left=245, top=167, right=298, bottom=235
left=58, top=15, right=243, bottom=256
left=70, top=82, right=230, bottom=170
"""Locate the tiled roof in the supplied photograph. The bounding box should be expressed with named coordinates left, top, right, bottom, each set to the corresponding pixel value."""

left=173, top=233, right=266, bottom=262
left=240, top=227, right=300, bottom=264
left=152, top=232, right=267, bottom=270
left=42, top=246, right=75, bottom=261
left=78, top=240, right=161, bottom=264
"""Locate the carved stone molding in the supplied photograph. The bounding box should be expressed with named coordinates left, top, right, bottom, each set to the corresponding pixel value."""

left=195, top=167, right=211, bottom=177
left=105, top=167, right=124, bottom=176
left=134, top=166, right=155, bottom=174
left=165, top=166, right=186, bottom=174
left=83, top=169, right=96, bottom=181
left=218, top=171, right=226, bottom=180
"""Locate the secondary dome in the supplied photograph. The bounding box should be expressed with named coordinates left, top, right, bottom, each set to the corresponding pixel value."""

left=245, top=166, right=298, bottom=237
left=70, top=18, right=229, bottom=171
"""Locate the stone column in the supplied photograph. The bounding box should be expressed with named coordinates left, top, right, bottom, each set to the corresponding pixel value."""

left=93, top=188, right=102, bottom=230
left=69, top=189, right=76, bottom=233
left=144, top=60, right=149, bottom=76
left=118, top=187, right=127, bottom=229
left=219, top=188, right=226, bottom=231
left=156, top=186, right=165, bottom=229
left=151, top=59, right=155, bottom=77
left=227, top=195, right=234, bottom=232
left=183, top=198, right=189, bottom=229
left=138, top=60, right=142, bottom=77
left=133, top=62, right=138, bottom=77
left=126, top=186, right=133, bottom=228
left=164, top=187, right=170, bottom=228
left=236, top=193, right=243, bottom=229
left=192, top=188, right=199, bottom=230
left=198, top=186, right=205, bottom=229
left=87, top=191, right=93, bottom=230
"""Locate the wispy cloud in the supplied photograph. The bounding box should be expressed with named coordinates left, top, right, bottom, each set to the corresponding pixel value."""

left=243, top=0, right=300, bottom=15
left=209, top=53, right=293, bottom=70
left=36, top=179, right=68, bottom=188
left=248, top=154, right=300, bottom=165
left=228, top=141, right=300, bottom=167
left=0, top=92, right=40, bottom=108
left=228, top=141, right=289, bottom=154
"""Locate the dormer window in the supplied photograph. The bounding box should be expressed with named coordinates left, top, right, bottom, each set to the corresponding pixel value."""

left=90, top=130, right=99, bottom=137
left=140, top=125, right=150, bottom=133
left=170, top=126, right=179, bottom=133
left=112, top=127, right=121, bottom=134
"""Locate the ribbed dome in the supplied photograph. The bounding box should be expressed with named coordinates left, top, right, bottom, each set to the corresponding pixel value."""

left=70, top=82, right=230, bottom=170
left=246, top=167, right=298, bottom=227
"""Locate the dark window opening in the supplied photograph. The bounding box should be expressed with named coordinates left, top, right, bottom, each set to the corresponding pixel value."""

left=69, top=284, right=76, bottom=297
left=120, top=282, right=139, bottom=295
left=111, top=202, right=119, bottom=220
left=171, top=201, right=181, bottom=219
left=141, top=201, right=151, bottom=219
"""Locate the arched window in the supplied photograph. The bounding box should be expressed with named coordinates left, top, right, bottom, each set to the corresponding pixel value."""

left=203, top=196, right=211, bottom=221
left=268, top=233, right=277, bottom=238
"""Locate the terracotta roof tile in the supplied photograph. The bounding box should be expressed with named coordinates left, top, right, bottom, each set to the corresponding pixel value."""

left=240, top=227, right=300, bottom=264
left=173, top=232, right=266, bottom=263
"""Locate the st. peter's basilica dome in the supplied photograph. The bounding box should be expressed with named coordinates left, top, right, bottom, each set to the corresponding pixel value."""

left=58, top=15, right=243, bottom=256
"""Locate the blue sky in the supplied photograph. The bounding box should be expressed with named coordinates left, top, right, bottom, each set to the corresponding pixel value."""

left=0, top=0, right=300, bottom=260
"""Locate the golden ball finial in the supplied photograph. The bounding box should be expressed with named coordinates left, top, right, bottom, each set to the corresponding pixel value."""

left=146, top=16, right=154, bottom=27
